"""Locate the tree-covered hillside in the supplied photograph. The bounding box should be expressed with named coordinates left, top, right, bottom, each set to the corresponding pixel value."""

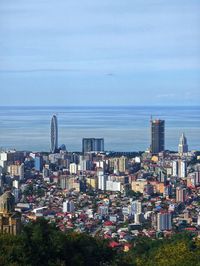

left=0, top=219, right=200, bottom=266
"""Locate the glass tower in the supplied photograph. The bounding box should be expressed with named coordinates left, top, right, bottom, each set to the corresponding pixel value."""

left=82, top=138, right=104, bottom=153
left=51, top=115, right=58, bottom=153
left=151, top=119, right=165, bottom=154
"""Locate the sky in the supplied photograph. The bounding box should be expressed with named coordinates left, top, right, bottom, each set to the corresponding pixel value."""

left=0, top=0, right=200, bottom=106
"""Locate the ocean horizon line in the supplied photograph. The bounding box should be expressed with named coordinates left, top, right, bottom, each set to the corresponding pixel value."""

left=0, top=105, right=200, bottom=108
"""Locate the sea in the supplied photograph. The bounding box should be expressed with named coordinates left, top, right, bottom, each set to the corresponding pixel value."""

left=0, top=106, right=199, bottom=152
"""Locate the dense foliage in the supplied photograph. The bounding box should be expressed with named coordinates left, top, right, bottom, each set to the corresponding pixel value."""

left=0, top=219, right=115, bottom=266
left=119, top=233, right=200, bottom=266
left=0, top=219, right=200, bottom=266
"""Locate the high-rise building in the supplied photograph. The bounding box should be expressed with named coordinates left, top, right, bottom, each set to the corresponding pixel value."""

left=173, top=160, right=187, bottom=178
left=176, top=186, right=186, bottom=202
left=69, top=163, right=78, bottom=174
left=178, top=160, right=187, bottom=178
left=82, top=138, right=104, bottom=153
left=34, top=156, right=43, bottom=172
left=98, top=168, right=107, bottom=190
left=187, top=172, right=200, bottom=187
left=178, top=133, right=188, bottom=154
left=63, top=200, right=75, bottom=213
left=172, top=160, right=178, bottom=176
left=19, top=163, right=24, bottom=181
left=158, top=169, right=167, bottom=184
left=94, top=138, right=104, bottom=152
left=118, top=156, right=128, bottom=173
left=151, top=119, right=165, bottom=154
left=82, top=138, right=93, bottom=153
left=7, top=163, right=24, bottom=180
left=157, top=212, right=172, bottom=231
left=131, top=200, right=142, bottom=215
left=51, top=115, right=58, bottom=153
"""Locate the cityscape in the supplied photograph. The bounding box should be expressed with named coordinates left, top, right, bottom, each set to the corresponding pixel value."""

left=0, top=114, right=200, bottom=259
left=1, top=0, right=200, bottom=265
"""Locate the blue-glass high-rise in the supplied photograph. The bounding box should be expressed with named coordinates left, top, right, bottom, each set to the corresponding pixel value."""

left=51, top=115, right=58, bottom=153
left=82, top=138, right=104, bottom=153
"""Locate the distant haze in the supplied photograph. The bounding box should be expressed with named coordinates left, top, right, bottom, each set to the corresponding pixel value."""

left=0, top=0, right=200, bottom=106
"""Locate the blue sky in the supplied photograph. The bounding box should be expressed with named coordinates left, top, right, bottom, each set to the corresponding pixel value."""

left=0, top=0, right=199, bottom=106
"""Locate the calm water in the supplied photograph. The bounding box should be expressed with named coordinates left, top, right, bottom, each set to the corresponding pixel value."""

left=0, top=106, right=199, bottom=152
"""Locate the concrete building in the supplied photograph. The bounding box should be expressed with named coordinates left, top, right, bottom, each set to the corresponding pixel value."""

left=78, top=157, right=93, bottom=171
left=157, top=212, right=172, bottom=231
left=86, top=177, right=98, bottom=189
left=172, top=160, right=178, bottom=176
left=178, top=160, right=187, bottom=178
left=176, top=187, right=186, bottom=202
left=187, top=172, right=200, bottom=187
left=7, top=163, right=24, bottom=180
left=118, top=156, right=128, bottom=173
left=106, top=180, right=121, bottom=192
left=131, top=179, right=147, bottom=194
left=131, top=200, right=142, bottom=215
left=98, top=174, right=107, bottom=191
left=12, top=180, right=19, bottom=189
left=69, top=163, right=78, bottom=174
left=63, top=200, right=75, bottom=213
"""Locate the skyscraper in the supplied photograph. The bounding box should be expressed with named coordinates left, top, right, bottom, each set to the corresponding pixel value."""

left=93, top=138, right=104, bottom=152
left=178, top=133, right=188, bottom=154
left=151, top=119, right=165, bottom=154
left=50, top=115, right=58, bottom=153
left=82, top=138, right=104, bottom=153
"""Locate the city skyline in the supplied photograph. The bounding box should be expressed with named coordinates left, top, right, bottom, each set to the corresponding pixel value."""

left=0, top=108, right=194, bottom=154
left=0, top=1, right=200, bottom=261
left=0, top=105, right=199, bottom=152
left=0, top=0, right=200, bottom=106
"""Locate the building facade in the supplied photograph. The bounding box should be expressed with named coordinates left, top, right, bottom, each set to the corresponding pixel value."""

left=151, top=119, right=165, bottom=154
left=0, top=191, right=21, bottom=235
left=176, top=187, right=186, bottom=202
left=157, top=212, right=172, bottom=231
left=82, top=138, right=104, bottom=153
left=178, top=133, right=188, bottom=154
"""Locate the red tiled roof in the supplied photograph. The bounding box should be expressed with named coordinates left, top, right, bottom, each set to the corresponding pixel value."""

left=185, top=228, right=197, bottom=231
left=109, top=241, right=120, bottom=248
left=104, top=221, right=114, bottom=226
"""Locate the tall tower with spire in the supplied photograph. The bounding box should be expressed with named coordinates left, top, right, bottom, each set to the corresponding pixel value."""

left=178, top=133, right=188, bottom=154
left=51, top=115, right=58, bottom=153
